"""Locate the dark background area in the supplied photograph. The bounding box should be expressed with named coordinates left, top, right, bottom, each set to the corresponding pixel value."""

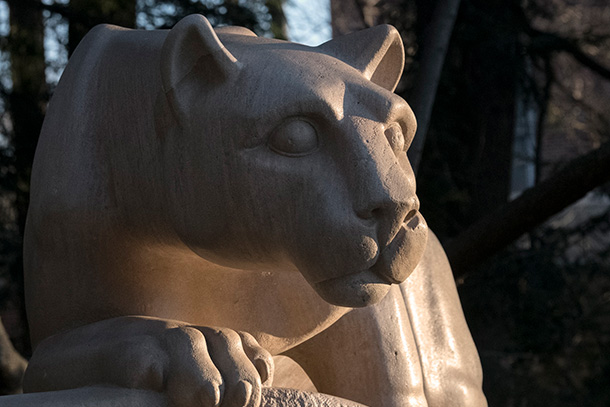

left=0, top=0, right=609, bottom=405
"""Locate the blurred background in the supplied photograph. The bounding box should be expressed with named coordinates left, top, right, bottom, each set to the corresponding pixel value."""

left=0, top=0, right=609, bottom=405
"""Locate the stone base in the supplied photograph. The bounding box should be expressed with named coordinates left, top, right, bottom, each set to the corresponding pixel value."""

left=0, top=386, right=368, bottom=407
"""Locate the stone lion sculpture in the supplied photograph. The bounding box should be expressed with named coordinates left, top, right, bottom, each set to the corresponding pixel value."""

left=4, top=14, right=486, bottom=407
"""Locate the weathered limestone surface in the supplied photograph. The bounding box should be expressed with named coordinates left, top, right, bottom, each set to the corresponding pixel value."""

left=1, top=387, right=366, bottom=407
left=2, top=14, right=487, bottom=407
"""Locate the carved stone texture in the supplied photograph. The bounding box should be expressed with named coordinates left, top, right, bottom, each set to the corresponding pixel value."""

left=261, top=388, right=367, bottom=407
left=0, top=387, right=366, bottom=407
left=5, top=14, right=487, bottom=407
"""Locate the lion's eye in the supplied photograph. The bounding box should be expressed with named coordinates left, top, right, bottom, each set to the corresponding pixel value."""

left=384, top=123, right=405, bottom=153
left=268, top=119, right=318, bottom=157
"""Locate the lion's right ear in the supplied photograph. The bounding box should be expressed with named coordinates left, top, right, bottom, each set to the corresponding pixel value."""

left=160, top=14, right=241, bottom=115
left=318, top=25, right=404, bottom=92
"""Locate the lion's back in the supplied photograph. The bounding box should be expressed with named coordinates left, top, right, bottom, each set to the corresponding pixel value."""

left=24, top=25, right=169, bottom=345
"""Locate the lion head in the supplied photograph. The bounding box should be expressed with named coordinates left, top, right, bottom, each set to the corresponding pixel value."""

left=158, top=15, right=428, bottom=307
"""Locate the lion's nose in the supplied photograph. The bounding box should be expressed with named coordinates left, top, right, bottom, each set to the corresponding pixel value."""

left=355, top=188, right=419, bottom=248
left=356, top=197, right=412, bottom=221
left=349, top=125, right=418, bottom=246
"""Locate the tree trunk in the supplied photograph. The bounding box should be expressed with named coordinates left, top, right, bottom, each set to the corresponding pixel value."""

left=266, top=0, right=287, bottom=40
left=406, top=0, right=461, bottom=173
left=330, top=0, right=381, bottom=37
left=5, top=0, right=48, bottom=358
left=6, top=0, right=47, bottom=236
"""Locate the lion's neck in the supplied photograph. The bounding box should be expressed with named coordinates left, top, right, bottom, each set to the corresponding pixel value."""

left=26, top=217, right=348, bottom=354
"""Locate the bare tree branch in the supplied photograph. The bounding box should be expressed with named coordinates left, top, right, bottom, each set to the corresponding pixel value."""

left=527, top=27, right=610, bottom=81
left=446, top=140, right=610, bottom=278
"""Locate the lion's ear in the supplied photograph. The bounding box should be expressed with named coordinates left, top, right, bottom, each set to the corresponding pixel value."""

left=318, top=25, right=404, bottom=92
left=160, top=14, right=241, bottom=115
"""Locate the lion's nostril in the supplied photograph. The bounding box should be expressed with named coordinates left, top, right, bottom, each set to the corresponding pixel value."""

left=370, top=207, right=382, bottom=219
left=357, top=206, right=382, bottom=220
left=403, top=209, right=417, bottom=223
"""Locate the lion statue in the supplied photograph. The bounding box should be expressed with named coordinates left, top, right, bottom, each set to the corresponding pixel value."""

left=9, top=14, right=486, bottom=407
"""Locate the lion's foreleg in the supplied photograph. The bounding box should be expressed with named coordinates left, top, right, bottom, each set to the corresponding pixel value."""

left=398, top=232, right=487, bottom=407
left=284, top=285, right=428, bottom=407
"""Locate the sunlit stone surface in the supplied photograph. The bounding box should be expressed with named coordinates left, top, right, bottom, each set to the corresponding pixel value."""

left=4, top=14, right=486, bottom=407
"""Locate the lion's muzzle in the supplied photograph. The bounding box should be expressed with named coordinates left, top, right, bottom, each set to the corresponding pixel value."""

left=370, top=210, right=428, bottom=284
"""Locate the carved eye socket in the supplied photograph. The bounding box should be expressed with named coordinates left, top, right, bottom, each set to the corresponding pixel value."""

left=384, top=123, right=405, bottom=153
left=268, top=119, right=318, bottom=157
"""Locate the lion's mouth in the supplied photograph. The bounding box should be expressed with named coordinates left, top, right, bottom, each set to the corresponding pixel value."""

left=369, top=210, right=428, bottom=284
left=311, top=211, right=428, bottom=307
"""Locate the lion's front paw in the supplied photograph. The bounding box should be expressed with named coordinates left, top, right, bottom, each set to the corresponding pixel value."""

left=162, top=326, right=273, bottom=407
left=24, top=317, right=273, bottom=407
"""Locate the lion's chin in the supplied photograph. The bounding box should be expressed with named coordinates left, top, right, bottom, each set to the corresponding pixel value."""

left=312, top=270, right=392, bottom=307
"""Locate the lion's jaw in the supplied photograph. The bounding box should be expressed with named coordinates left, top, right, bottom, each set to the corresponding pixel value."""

left=310, top=212, right=428, bottom=308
